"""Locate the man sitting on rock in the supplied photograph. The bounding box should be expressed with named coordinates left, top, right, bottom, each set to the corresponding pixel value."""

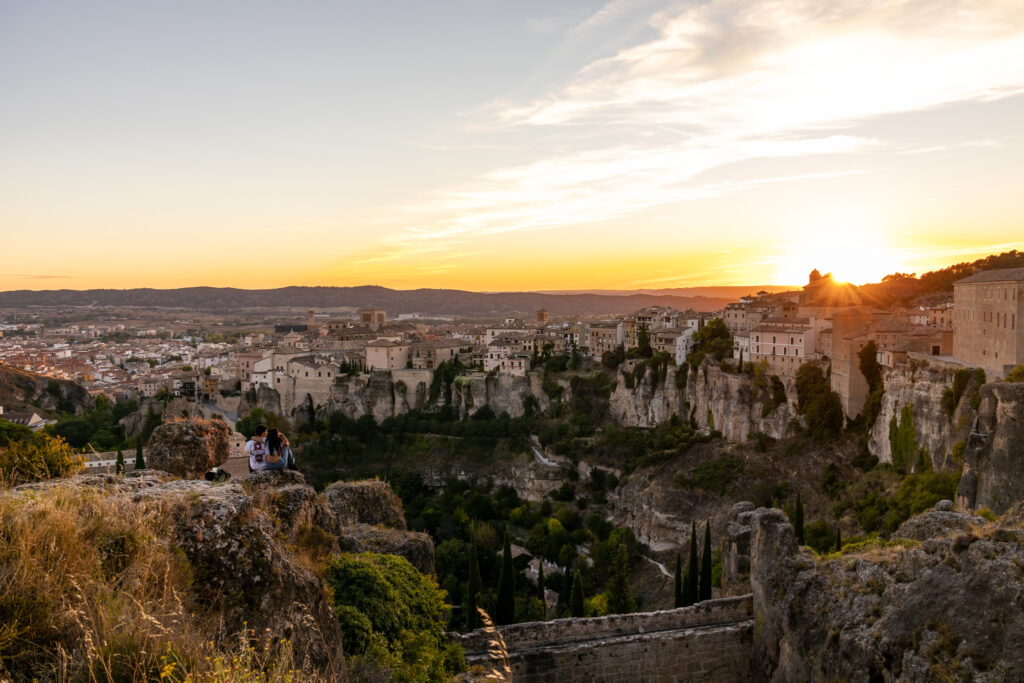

left=246, top=424, right=269, bottom=472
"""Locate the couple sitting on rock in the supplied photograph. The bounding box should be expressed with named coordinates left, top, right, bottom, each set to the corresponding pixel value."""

left=246, top=423, right=297, bottom=472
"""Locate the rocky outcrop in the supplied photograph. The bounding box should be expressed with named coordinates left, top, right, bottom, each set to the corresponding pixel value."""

left=146, top=418, right=230, bottom=478
left=609, top=364, right=688, bottom=428
left=322, top=480, right=407, bottom=530
left=685, top=361, right=795, bottom=442
left=336, top=524, right=435, bottom=574
left=743, top=501, right=1024, bottom=682
left=958, top=382, right=1024, bottom=514
left=867, top=362, right=972, bottom=468
left=450, top=372, right=546, bottom=419
left=12, top=469, right=436, bottom=670
left=0, top=365, right=92, bottom=415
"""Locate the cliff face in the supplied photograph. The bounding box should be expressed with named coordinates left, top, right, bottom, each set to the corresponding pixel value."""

left=0, top=365, right=92, bottom=415
left=451, top=372, right=546, bottom=419
left=736, top=502, right=1024, bottom=682
left=684, top=362, right=795, bottom=441
left=866, top=362, right=971, bottom=468
left=608, top=365, right=688, bottom=428
left=957, top=382, right=1024, bottom=514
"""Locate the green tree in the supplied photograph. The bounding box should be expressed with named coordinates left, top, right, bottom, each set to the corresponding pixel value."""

left=115, top=448, right=124, bottom=475
left=326, top=552, right=464, bottom=680
left=568, top=345, right=582, bottom=372
left=496, top=528, right=515, bottom=625
left=465, top=544, right=482, bottom=631
left=0, top=433, right=84, bottom=485
left=606, top=543, right=637, bottom=615
left=699, top=520, right=712, bottom=602
left=794, top=492, right=805, bottom=545
left=685, top=521, right=698, bottom=606
left=858, top=340, right=882, bottom=393
left=835, top=527, right=842, bottom=552
left=134, top=439, right=145, bottom=470
left=570, top=569, right=585, bottom=618
left=637, top=324, right=652, bottom=358
left=673, top=553, right=684, bottom=608
left=687, top=318, right=733, bottom=369
left=795, top=362, right=844, bottom=442
left=536, top=562, right=546, bottom=620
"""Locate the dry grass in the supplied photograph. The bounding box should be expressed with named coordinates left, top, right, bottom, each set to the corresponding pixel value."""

left=0, top=481, right=336, bottom=682
left=476, top=608, right=511, bottom=683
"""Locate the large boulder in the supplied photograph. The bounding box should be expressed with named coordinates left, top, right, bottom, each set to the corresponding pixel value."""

left=336, top=524, right=435, bottom=574
left=131, top=478, right=345, bottom=670
left=146, top=418, right=230, bottom=478
left=321, top=480, right=407, bottom=530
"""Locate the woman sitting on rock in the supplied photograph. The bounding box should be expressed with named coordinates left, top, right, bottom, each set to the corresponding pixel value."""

left=264, top=428, right=297, bottom=471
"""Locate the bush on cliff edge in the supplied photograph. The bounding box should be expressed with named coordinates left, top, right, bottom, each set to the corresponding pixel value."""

left=326, top=551, right=465, bottom=682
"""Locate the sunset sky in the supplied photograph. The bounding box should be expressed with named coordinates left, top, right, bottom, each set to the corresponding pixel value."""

left=2, top=0, right=1024, bottom=291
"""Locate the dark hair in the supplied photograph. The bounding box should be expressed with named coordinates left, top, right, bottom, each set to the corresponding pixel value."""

left=255, top=423, right=268, bottom=436
left=266, top=427, right=282, bottom=456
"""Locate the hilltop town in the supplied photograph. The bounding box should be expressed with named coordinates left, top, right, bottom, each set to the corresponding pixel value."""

left=1, top=264, right=1019, bottom=428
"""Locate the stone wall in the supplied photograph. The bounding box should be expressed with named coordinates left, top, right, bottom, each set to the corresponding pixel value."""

left=454, top=596, right=754, bottom=682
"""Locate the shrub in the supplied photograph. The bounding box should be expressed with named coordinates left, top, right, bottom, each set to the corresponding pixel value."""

left=683, top=456, right=744, bottom=495
left=0, top=433, right=83, bottom=485
left=1007, top=364, right=1024, bottom=383
left=325, top=552, right=464, bottom=680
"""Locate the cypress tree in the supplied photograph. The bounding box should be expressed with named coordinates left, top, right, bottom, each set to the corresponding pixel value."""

left=835, top=527, right=842, bottom=553
left=607, top=543, right=637, bottom=615
left=134, top=440, right=146, bottom=470
left=570, top=569, right=585, bottom=618
left=466, top=544, right=482, bottom=630
left=496, top=528, right=515, bottom=625
left=536, top=562, right=546, bottom=620
left=637, top=324, right=652, bottom=358
left=699, top=520, right=713, bottom=602
left=673, top=553, right=684, bottom=608
left=794, top=492, right=805, bottom=545
left=115, top=448, right=124, bottom=475
left=685, top=521, right=698, bottom=606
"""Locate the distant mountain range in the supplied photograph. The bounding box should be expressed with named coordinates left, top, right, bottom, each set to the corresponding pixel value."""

left=535, top=286, right=797, bottom=298
left=0, top=286, right=741, bottom=318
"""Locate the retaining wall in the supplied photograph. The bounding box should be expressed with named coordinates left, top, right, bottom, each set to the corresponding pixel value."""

left=453, top=595, right=754, bottom=682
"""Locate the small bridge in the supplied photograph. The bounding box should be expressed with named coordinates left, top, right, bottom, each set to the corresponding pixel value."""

left=453, top=595, right=754, bottom=682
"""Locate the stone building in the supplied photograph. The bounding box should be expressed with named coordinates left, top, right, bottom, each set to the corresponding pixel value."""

left=358, top=308, right=387, bottom=331
left=409, top=339, right=466, bottom=369
left=588, top=323, right=619, bottom=358
left=365, top=339, right=410, bottom=371
left=749, top=318, right=816, bottom=378
left=953, top=267, right=1024, bottom=379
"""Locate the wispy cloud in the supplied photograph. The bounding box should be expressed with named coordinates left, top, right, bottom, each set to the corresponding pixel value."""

left=356, top=0, right=1024, bottom=269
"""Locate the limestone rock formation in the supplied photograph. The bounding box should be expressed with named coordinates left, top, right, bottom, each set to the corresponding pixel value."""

left=867, top=362, right=972, bottom=468
left=684, top=361, right=796, bottom=442
left=322, top=479, right=408, bottom=530
left=12, top=467, right=436, bottom=670
left=958, top=382, right=1024, bottom=514
left=744, top=501, right=1024, bottom=682
left=609, top=363, right=688, bottom=428
left=336, top=524, right=435, bottom=574
left=146, top=418, right=231, bottom=478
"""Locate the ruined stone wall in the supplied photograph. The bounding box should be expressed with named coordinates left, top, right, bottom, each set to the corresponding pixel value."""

left=454, top=597, right=753, bottom=682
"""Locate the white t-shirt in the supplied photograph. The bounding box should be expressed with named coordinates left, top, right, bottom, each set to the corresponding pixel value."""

left=246, top=438, right=267, bottom=471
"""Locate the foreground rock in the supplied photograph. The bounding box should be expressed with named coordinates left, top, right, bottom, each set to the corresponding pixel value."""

left=736, top=500, right=1024, bottom=682
left=11, top=468, right=434, bottom=671
left=146, top=418, right=231, bottom=478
